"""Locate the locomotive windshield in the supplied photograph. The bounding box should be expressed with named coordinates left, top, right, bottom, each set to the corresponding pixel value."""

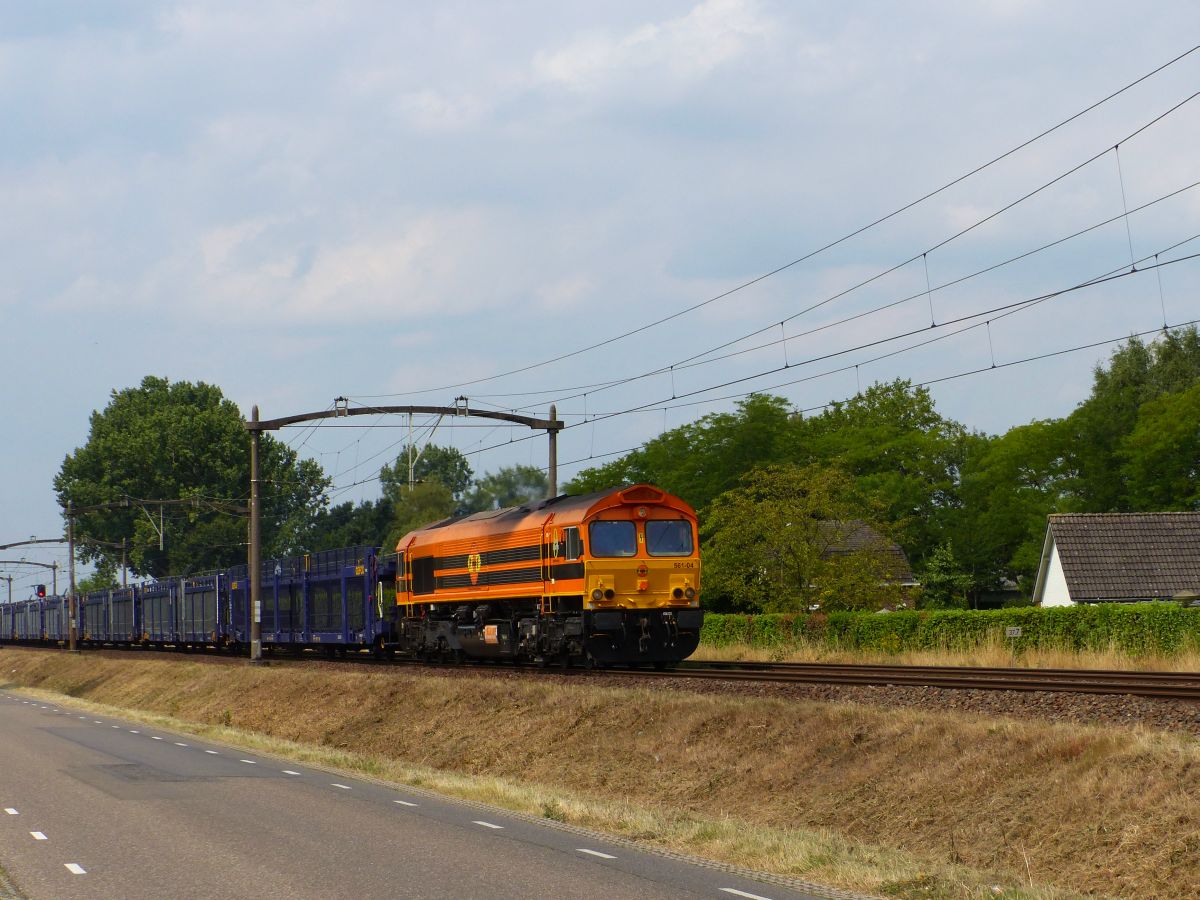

left=646, top=520, right=693, bottom=556
left=589, top=520, right=637, bottom=557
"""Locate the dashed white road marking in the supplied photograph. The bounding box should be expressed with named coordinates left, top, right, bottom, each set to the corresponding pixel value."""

left=64, top=863, right=86, bottom=875
left=92, top=721, right=103, bottom=725
left=472, top=821, right=503, bottom=829
left=282, top=770, right=301, bottom=776
left=78, top=715, right=86, bottom=719
left=719, top=889, right=775, bottom=900
left=240, top=760, right=257, bottom=765
left=174, top=742, right=189, bottom=747
left=30, top=832, right=47, bottom=841
left=128, top=730, right=139, bottom=734
left=4, top=809, right=17, bottom=815
left=576, top=849, right=617, bottom=859
left=111, top=725, right=120, bottom=729
left=204, top=750, right=219, bottom=755
left=393, top=800, right=418, bottom=807
left=331, top=783, right=351, bottom=790
left=151, top=736, right=164, bottom=741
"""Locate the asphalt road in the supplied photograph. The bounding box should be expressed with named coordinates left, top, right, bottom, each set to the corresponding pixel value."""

left=0, top=690, right=833, bottom=900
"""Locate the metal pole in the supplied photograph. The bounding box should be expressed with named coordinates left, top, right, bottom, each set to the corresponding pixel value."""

left=67, top=501, right=78, bottom=653
left=4, top=576, right=10, bottom=605
left=548, top=404, right=558, bottom=499
left=52, top=562, right=57, bottom=596
left=249, top=405, right=264, bottom=665
left=121, top=538, right=127, bottom=588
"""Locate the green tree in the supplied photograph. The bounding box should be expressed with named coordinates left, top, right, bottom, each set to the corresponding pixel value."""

left=1062, top=327, right=1200, bottom=510
left=1120, top=381, right=1200, bottom=510
left=299, top=498, right=393, bottom=552
left=54, top=377, right=329, bottom=578
left=76, top=560, right=120, bottom=595
left=384, top=481, right=456, bottom=550
left=952, top=419, right=1069, bottom=589
left=380, top=444, right=473, bottom=500
left=701, top=464, right=894, bottom=613
left=464, top=464, right=548, bottom=512
left=917, top=542, right=973, bottom=609
left=797, top=380, right=969, bottom=564
left=567, top=394, right=794, bottom=510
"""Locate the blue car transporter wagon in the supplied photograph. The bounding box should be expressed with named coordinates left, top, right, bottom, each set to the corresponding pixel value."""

left=1, top=546, right=398, bottom=655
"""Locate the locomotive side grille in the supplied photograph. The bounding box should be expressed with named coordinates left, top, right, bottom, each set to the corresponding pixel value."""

left=438, top=565, right=543, bottom=589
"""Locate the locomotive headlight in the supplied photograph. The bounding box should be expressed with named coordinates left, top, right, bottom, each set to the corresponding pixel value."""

left=684, top=587, right=696, bottom=600
left=591, top=588, right=604, bottom=602
left=672, top=588, right=683, bottom=599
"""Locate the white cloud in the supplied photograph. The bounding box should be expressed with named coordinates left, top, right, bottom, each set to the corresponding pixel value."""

left=532, top=0, right=771, bottom=92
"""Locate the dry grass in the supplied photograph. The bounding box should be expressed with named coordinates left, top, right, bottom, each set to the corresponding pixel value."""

left=4, top=647, right=1195, bottom=899
left=694, top=638, right=1200, bottom=671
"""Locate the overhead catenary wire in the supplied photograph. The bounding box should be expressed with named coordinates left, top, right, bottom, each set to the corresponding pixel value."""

left=444, top=171, right=1200, bottom=413
left=543, top=316, right=1200, bottom=479
left=302, top=244, right=1199, bottom=499
left=347, top=45, right=1200, bottom=402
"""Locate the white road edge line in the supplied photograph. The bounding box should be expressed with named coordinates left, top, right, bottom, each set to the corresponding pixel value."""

left=719, top=889, right=775, bottom=900
left=64, top=863, right=86, bottom=875
left=576, top=849, right=617, bottom=859
left=331, top=783, right=351, bottom=790
left=472, top=821, right=503, bottom=829
left=393, top=800, right=418, bottom=807
left=30, top=832, right=47, bottom=841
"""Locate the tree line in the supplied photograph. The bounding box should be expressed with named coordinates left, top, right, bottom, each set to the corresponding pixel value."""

left=54, top=326, right=1200, bottom=610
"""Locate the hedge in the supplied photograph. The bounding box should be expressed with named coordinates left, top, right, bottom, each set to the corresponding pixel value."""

left=699, top=603, right=1200, bottom=656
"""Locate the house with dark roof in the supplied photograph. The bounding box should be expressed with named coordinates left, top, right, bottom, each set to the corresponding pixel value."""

left=819, top=520, right=918, bottom=587
left=1033, top=512, right=1200, bottom=606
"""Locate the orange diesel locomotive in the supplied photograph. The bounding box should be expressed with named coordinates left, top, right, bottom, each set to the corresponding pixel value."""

left=393, top=484, right=703, bottom=666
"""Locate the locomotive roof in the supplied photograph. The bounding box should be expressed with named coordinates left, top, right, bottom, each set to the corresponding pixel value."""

left=397, top=483, right=693, bottom=548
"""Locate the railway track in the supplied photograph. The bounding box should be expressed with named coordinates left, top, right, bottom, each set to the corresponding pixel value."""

left=654, top=660, right=1200, bottom=700
left=11, top=643, right=1200, bottom=700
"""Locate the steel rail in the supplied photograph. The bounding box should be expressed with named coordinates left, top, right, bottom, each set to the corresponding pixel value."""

left=9, top=643, right=1200, bottom=699
left=632, top=661, right=1200, bottom=699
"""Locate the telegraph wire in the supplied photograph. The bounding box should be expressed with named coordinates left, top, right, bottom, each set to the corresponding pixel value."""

left=308, top=245, right=1200, bottom=496
left=453, top=249, right=1200, bottom=462
left=348, top=45, right=1200, bottom=401
left=545, top=316, right=1200, bottom=479
left=488, top=176, right=1200, bottom=411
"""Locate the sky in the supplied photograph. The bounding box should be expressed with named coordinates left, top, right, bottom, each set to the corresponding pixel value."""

left=2, top=1, right=1199, bottom=594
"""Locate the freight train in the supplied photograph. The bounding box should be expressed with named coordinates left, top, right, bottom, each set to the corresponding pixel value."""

left=0, top=485, right=704, bottom=667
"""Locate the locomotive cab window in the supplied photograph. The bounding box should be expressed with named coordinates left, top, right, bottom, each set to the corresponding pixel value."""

left=589, top=521, right=637, bottom=557
left=563, top=526, right=583, bottom=560
left=646, top=519, right=694, bottom=556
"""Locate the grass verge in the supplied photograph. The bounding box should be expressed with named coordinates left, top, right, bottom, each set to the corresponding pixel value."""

left=693, top=638, right=1200, bottom=671
left=5, top=647, right=1193, bottom=898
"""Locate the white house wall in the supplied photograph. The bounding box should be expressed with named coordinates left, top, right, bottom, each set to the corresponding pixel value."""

left=1039, top=541, right=1074, bottom=607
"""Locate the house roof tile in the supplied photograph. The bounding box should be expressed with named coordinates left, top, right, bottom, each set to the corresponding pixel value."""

left=1048, top=512, right=1200, bottom=601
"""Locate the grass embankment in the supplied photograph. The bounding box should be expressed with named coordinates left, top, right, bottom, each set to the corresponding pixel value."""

left=4, top=648, right=1198, bottom=899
